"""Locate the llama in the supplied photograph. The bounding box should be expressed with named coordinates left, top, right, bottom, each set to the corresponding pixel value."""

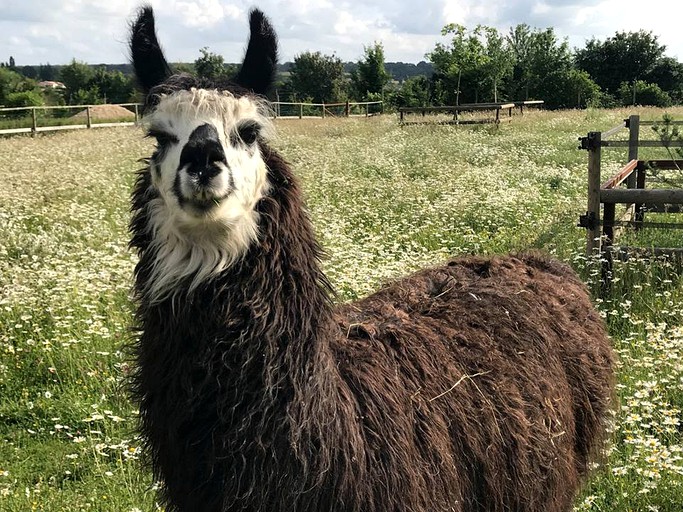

left=128, top=7, right=614, bottom=512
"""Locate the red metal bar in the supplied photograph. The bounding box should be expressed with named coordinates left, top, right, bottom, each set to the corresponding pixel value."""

left=601, top=159, right=638, bottom=189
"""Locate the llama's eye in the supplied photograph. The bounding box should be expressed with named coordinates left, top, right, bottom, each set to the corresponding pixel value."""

left=147, top=129, right=179, bottom=147
left=235, top=122, right=260, bottom=146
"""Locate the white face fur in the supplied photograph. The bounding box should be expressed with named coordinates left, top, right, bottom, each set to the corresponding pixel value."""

left=141, top=88, right=274, bottom=302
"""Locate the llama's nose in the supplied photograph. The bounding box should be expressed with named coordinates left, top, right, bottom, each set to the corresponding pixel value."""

left=179, top=123, right=227, bottom=183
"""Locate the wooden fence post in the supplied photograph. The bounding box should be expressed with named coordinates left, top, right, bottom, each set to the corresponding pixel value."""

left=345, top=101, right=350, bottom=117
left=586, top=131, right=602, bottom=257
left=299, top=103, right=303, bottom=119
left=31, top=107, right=37, bottom=137
left=601, top=201, right=615, bottom=293
left=627, top=115, right=640, bottom=189
left=634, top=161, right=647, bottom=228
left=134, top=104, right=139, bottom=124
left=322, top=103, right=325, bottom=119
left=86, top=106, right=92, bottom=129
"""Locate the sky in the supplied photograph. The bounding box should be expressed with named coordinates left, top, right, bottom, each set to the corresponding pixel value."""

left=1, top=0, right=681, bottom=67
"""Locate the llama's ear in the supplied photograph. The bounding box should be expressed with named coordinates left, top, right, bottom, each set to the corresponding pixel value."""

left=130, top=6, right=172, bottom=94
left=234, top=9, right=278, bottom=95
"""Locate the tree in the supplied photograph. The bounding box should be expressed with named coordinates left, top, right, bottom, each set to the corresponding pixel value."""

left=351, top=42, right=391, bottom=100
left=0, top=68, right=37, bottom=105
left=90, top=67, right=135, bottom=103
left=21, top=65, right=37, bottom=79
left=504, top=25, right=581, bottom=107
left=288, top=51, right=346, bottom=103
left=173, top=62, right=196, bottom=75
left=481, top=27, right=513, bottom=102
left=194, top=47, right=236, bottom=80
left=575, top=31, right=666, bottom=94
left=646, top=57, right=683, bottom=103
left=507, top=24, right=534, bottom=100
left=428, top=24, right=486, bottom=105
left=618, top=80, right=672, bottom=107
left=38, top=63, right=56, bottom=81
left=59, top=60, right=94, bottom=103
left=5, top=90, right=43, bottom=108
left=9, top=56, right=15, bottom=69
left=566, top=69, right=601, bottom=108
left=390, top=75, right=431, bottom=108
left=72, top=86, right=102, bottom=105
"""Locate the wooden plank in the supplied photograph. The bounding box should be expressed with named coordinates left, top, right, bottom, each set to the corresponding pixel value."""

left=92, top=122, right=136, bottom=128
left=607, top=220, right=683, bottom=230
left=644, top=160, right=683, bottom=170
left=601, top=201, right=616, bottom=293
left=635, top=162, right=646, bottom=225
left=35, top=124, right=88, bottom=132
left=639, top=120, right=683, bottom=126
left=399, top=103, right=516, bottom=114
left=601, top=188, right=683, bottom=204
left=401, top=119, right=498, bottom=126
left=0, top=127, right=32, bottom=135
left=603, top=140, right=683, bottom=148
left=272, top=102, right=325, bottom=107
left=602, top=122, right=626, bottom=140
left=0, top=103, right=142, bottom=113
left=586, top=131, right=602, bottom=256
left=601, top=159, right=638, bottom=189
left=610, top=246, right=683, bottom=261
left=645, top=203, right=683, bottom=213
left=627, top=115, right=640, bottom=190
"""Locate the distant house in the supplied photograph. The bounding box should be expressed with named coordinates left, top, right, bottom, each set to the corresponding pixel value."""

left=38, top=81, right=66, bottom=89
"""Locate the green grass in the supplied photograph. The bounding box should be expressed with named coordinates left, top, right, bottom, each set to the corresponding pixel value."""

left=1, top=107, right=683, bottom=510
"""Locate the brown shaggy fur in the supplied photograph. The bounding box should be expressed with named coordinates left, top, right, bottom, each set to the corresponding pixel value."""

left=128, top=7, right=614, bottom=512
left=329, top=254, right=613, bottom=511
left=131, top=145, right=614, bottom=512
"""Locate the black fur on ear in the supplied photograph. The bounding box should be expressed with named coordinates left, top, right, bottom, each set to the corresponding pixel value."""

left=234, top=9, right=278, bottom=95
left=130, top=5, right=173, bottom=94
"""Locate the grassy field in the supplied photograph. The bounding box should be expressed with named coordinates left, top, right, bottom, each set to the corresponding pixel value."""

left=1, top=107, right=683, bottom=511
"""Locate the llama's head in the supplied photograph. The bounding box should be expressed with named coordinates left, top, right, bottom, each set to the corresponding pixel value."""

left=129, top=7, right=278, bottom=300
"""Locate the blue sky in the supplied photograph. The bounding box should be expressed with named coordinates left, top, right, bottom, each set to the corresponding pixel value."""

left=1, top=0, right=680, bottom=66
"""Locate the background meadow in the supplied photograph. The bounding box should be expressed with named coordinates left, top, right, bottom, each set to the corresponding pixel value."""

left=1, top=107, right=683, bottom=510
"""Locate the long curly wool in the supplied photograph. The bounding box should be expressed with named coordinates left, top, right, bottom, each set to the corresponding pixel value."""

left=130, top=138, right=614, bottom=511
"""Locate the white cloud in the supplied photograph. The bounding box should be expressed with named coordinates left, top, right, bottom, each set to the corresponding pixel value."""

left=0, top=0, right=681, bottom=65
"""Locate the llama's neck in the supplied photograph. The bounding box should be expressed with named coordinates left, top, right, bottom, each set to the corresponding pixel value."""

left=133, top=148, right=334, bottom=369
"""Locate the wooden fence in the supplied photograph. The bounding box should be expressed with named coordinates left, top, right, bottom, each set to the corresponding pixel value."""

left=399, top=100, right=543, bottom=125
left=578, top=114, right=683, bottom=287
left=0, top=103, right=140, bottom=135
left=272, top=101, right=383, bottom=119
left=0, top=101, right=384, bottom=136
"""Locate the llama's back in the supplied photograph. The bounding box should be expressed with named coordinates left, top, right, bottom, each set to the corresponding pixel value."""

left=330, top=253, right=613, bottom=512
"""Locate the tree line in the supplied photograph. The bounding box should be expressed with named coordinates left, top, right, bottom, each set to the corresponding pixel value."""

left=427, top=24, right=681, bottom=109
left=1, top=23, right=681, bottom=112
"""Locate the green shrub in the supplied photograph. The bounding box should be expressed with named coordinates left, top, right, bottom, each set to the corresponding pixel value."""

left=619, top=80, right=672, bottom=107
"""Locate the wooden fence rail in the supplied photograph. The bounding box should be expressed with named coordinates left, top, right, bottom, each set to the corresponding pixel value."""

left=0, top=103, right=141, bottom=135
left=578, top=114, right=683, bottom=290
left=0, top=101, right=384, bottom=135
left=271, top=101, right=383, bottom=119
left=399, top=100, right=543, bottom=125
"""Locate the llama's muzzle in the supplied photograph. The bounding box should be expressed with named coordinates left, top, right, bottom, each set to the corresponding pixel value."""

left=179, top=123, right=227, bottom=184
left=176, top=123, right=232, bottom=211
